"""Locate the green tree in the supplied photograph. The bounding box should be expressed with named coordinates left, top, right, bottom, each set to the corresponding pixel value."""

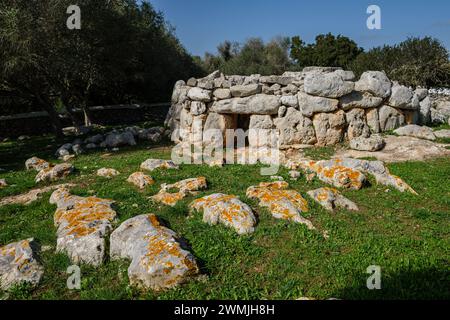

left=290, top=33, right=363, bottom=69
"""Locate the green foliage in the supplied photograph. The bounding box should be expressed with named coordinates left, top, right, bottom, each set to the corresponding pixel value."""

left=350, top=37, right=450, bottom=87
left=200, top=37, right=294, bottom=75
left=290, top=33, right=363, bottom=69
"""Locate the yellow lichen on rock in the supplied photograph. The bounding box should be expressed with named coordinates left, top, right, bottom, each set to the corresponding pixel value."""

left=127, top=172, right=155, bottom=189
left=151, top=177, right=207, bottom=206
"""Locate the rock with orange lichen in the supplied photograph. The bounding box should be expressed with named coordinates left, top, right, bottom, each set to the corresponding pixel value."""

left=35, top=163, right=74, bottom=183
left=0, top=238, right=44, bottom=290
left=50, top=188, right=117, bottom=266
left=287, top=158, right=417, bottom=194
left=151, top=177, right=207, bottom=207
left=307, top=187, right=359, bottom=211
left=140, top=159, right=179, bottom=172
left=127, top=172, right=155, bottom=189
left=110, top=214, right=199, bottom=291
left=286, top=159, right=366, bottom=190
left=190, top=193, right=257, bottom=234
left=25, top=157, right=51, bottom=171
left=246, top=182, right=314, bottom=229
left=96, top=168, right=120, bottom=178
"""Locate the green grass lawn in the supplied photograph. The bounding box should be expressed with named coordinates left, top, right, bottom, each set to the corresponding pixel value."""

left=0, top=135, right=449, bottom=300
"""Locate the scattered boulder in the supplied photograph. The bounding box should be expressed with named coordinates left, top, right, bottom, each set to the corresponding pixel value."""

left=434, top=129, right=450, bottom=139
left=0, top=183, right=76, bottom=207
left=35, top=163, right=74, bottom=183
left=190, top=193, right=256, bottom=235
left=307, top=187, right=359, bottom=211
left=140, top=159, right=179, bottom=172
left=50, top=188, right=117, bottom=266
left=56, top=144, right=72, bottom=158
left=394, top=125, right=436, bottom=141
left=0, top=239, right=44, bottom=291
left=110, top=214, right=199, bottom=290
left=286, top=159, right=366, bottom=190
left=127, top=172, right=155, bottom=189
left=0, top=178, right=7, bottom=188
left=349, top=135, right=385, bottom=151
left=25, top=157, right=51, bottom=171
left=246, top=181, right=314, bottom=229
left=97, top=168, right=120, bottom=178
left=105, top=131, right=136, bottom=148
left=151, top=177, right=207, bottom=206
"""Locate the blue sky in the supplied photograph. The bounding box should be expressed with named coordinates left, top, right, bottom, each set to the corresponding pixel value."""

left=151, top=0, right=450, bottom=56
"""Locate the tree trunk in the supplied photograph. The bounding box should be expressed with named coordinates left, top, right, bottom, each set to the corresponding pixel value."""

left=83, top=106, right=93, bottom=126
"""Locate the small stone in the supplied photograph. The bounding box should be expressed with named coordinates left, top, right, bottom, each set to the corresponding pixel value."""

left=140, top=159, right=179, bottom=172
left=97, top=168, right=120, bottom=178
left=0, top=179, right=7, bottom=188
left=307, top=187, right=359, bottom=211
left=127, top=172, right=154, bottom=189
left=25, top=157, right=51, bottom=171
left=35, top=163, right=74, bottom=183
left=151, top=177, right=207, bottom=206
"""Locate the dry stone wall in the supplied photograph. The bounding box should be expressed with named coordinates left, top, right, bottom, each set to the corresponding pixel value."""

left=166, top=67, right=436, bottom=148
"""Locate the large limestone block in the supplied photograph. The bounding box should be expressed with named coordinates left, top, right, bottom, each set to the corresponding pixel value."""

left=190, top=193, right=256, bottom=235
left=110, top=214, right=199, bottom=290
left=345, top=108, right=370, bottom=140
left=394, top=125, right=436, bottom=141
left=50, top=188, right=118, bottom=266
left=354, top=71, right=392, bottom=98
left=349, top=135, right=385, bottom=151
left=187, top=87, right=212, bottom=102
left=339, top=91, right=383, bottom=110
left=378, top=105, right=406, bottom=131
left=304, top=70, right=354, bottom=98
left=312, top=110, right=346, bottom=146
left=0, top=239, right=44, bottom=291
left=298, top=91, right=339, bottom=117
left=213, top=88, right=231, bottom=100
left=230, top=84, right=262, bottom=97
left=419, top=96, right=432, bottom=125
left=210, top=94, right=281, bottom=114
left=274, top=107, right=317, bottom=145
left=388, top=82, right=419, bottom=110
left=280, top=95, right=298, bottom=108
left=366, top=108, right=381, bottom=134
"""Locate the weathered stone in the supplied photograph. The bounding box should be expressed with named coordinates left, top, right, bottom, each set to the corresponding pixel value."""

left=96, top=168, right=120, bottom=178
left=339, top=91, right=383, bottom=110
left=0, top=183, right=75, bottom=207
left=378, top=105, right=405, bottom=131
left=345, top=108, right=370, bottom=140
left=171, top=80, right=187, bottom=104
left=304, top=71, right=354, bottom=98
left=354, top=71, right=392, bottom=98
left=56, top=145, right=72, bottom=158
left=281, top=84, right=299, bottom=95
left=0, top=179, right=7, bottom=188
left=85, top=134, right=104, bottom=145
left=151, top=177, right=207, bottom=206
left=127, top=172, right=154, bottom=189
left=242, top=74, right=261, bottom=85
left=278, top=105, right=287, bottom=118
left=434, top=129, right=450, bottom=139
left=287, top=159, right=366, bottom=190
left=246, top=181, right=314, bottom=229
left=190, top=193, right=256, bottom=234
left=186, top=78, right=197, bottom=87
left=35, top=163, right=74, bottom=183
left=204, top=112, right=235, bottom=133
left=230, top=84, right=262, bottom=97
left=187, top=87, right=212, bottom=102
left=394, top=125, right=436, bottom=141
left=419, top=96, right=432, bottom=125
left=248, top=115, right=274, bottom=148
left=140, top=159, right=179, bottom=172
left=274, top=107, right=317, bottom=145
left=313, top=110, right=346, bottom=146
left=50, top=188, right=118, bottom=266
left=213, top=88, right=231, bottom=100
left=260, top=75, right=294, bottom=86
left=388, top=83, right=419, bottom=109
left=280, top=95, right=298, bottom=108
left=190, top=101, right=207, bottom=116
left=414, top=88, right=428, bottom=101
left=105, top=131, right=136, bottom=148
left=349, top=135, right=385, bottom=151
left=110, top=214, right=199, bottom=290
left=0, top=239, right=44, bottom=291
left=298, top=91, right=339, bottom=117
left=307, top=187, right=359, bottom=211
left=366, top=108, right=381, bottom=134
left=210, top=94, right=280, bottom=114
left=25, top=157, right=51, bottom=171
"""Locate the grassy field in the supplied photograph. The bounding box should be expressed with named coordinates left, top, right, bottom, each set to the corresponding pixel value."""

left=0, top=133, right=449, bottom=300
